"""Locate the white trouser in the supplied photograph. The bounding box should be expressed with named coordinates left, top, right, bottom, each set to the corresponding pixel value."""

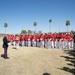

left=37, top=41, right=40, bottom=47
left=25, top=41, right=28, bottom=46
left=28, top=41, right=31, bottom=47
left=61, top=41, right=65, bottom=49
left=20, top=41, right=24, bottom=46
left=40, top=41, right=44, bottom=48
left=68, top=42, right=71, bottom=49
left=54, top=40, right=57, bottom=48
left=47, top=39, right=51, bottom=49
left=44, top=39, right=48, bottom=48
left=58, top=40, right=62, bottom=50
left=12, top=41, right=15, bottom=46
left=64, top=40, right=67, bottom=48
left=71, top=41, right=73, bottom=48
left=32, top=41, right=36, bottom=47
left=22, top=41, right=25, bottom=46
left=24, top=41, right=26, bottom=46
left=51, top=41, right=54, bottom=48
left=16, top=43, right=19, bottom=49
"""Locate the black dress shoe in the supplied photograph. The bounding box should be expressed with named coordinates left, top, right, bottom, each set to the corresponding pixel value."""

left=5, top=57, right=9, bottom=59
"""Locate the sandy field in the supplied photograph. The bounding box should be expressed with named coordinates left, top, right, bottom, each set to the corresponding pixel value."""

left=0, top=37, right=75, bottom=75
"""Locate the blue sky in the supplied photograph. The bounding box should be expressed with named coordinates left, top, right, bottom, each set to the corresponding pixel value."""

left=0, top=0, right=75, bottom=34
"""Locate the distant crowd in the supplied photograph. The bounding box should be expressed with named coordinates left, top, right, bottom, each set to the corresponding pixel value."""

left=7, top=32, right=74, bottom=50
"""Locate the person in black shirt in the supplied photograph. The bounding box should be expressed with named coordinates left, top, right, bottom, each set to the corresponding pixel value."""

left=3, top=35, right=10, bottom=59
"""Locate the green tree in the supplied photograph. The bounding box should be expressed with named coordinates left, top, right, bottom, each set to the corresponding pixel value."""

left=21, top=30, right=27, bottom=34
left=33, top=22, right=37, bottom=33
left=4, top=23, right=8, bottom=34
left=49, top=19, right=52, bottom=32
left=28, top=30, right=32, bottom=35
left=66, top=20, right=70, bottom=32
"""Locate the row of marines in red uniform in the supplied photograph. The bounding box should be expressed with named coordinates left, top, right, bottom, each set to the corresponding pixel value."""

left=8, top=33, right=74, bottom=42
left=7, top=33, right=74, bottom=49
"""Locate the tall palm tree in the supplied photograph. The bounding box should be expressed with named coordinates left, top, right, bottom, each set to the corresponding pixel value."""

left=49, top=19, right=52, bottom=32
left=66, top=20, right=70, bottom=32
left=33, top=22, right=37, bottom=33
left=4, top=23, right=8, bottom=34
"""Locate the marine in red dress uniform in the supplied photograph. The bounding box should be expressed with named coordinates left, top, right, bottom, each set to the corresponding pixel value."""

left=32, top=35, right=37, bottom=47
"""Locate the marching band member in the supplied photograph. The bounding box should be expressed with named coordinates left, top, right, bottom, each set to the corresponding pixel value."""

left=12, top=34, right=16, bottom=46
left=8, top=34, right=12, bottom=46
left=44, top=33, right=48, bottom=48
left=53, top=33, right=57, bottom=48
left=67, top=33, right=71, bottom=49
left=32, top=35, right=37, bottom=47
left=15, top=34, right=20, bottom=49
left=40, top=34, right=45, bottom=48
left=51, top=33, right=56, bottom=49
left=25, top=35, right=28, bottom=46
left=57, top=33, right=61, bottom=49
left=47, top=33, right=52, bottom=49
left=70, top=33, right=74, bottom=48
left=61, top=33, right=65, bottom=49
left=6, top=32, right=74, bottom=50
left=21, top=34, right=25, bottom=46
left=36, top=34, right=40, bottom=47
left=28, top=35, right=32, bottom=47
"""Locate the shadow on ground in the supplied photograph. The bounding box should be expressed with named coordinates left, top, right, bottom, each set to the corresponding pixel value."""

left=58, top=49, right=75, bottom=75
left=1, top=54, right=4, bottom=57
left=43, top=73, right=51, bottom=75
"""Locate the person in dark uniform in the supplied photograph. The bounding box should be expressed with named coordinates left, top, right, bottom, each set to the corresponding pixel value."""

left=73, top=33, right=75, bottom=51
left=3, top=35, right=10, bottom=59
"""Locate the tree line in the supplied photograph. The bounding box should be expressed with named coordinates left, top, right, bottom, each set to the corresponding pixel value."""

left=4, top=19, right=71, bottom=34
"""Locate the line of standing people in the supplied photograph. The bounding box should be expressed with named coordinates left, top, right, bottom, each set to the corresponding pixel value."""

left=7, top=33, right=74, bottom=50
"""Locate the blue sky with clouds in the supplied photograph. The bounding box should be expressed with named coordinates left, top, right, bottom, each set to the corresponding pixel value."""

left=0, top=0, right=75, bottom=34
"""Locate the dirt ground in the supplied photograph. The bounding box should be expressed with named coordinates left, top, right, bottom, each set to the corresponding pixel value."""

left=0, top=37, right=75, bottom=75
